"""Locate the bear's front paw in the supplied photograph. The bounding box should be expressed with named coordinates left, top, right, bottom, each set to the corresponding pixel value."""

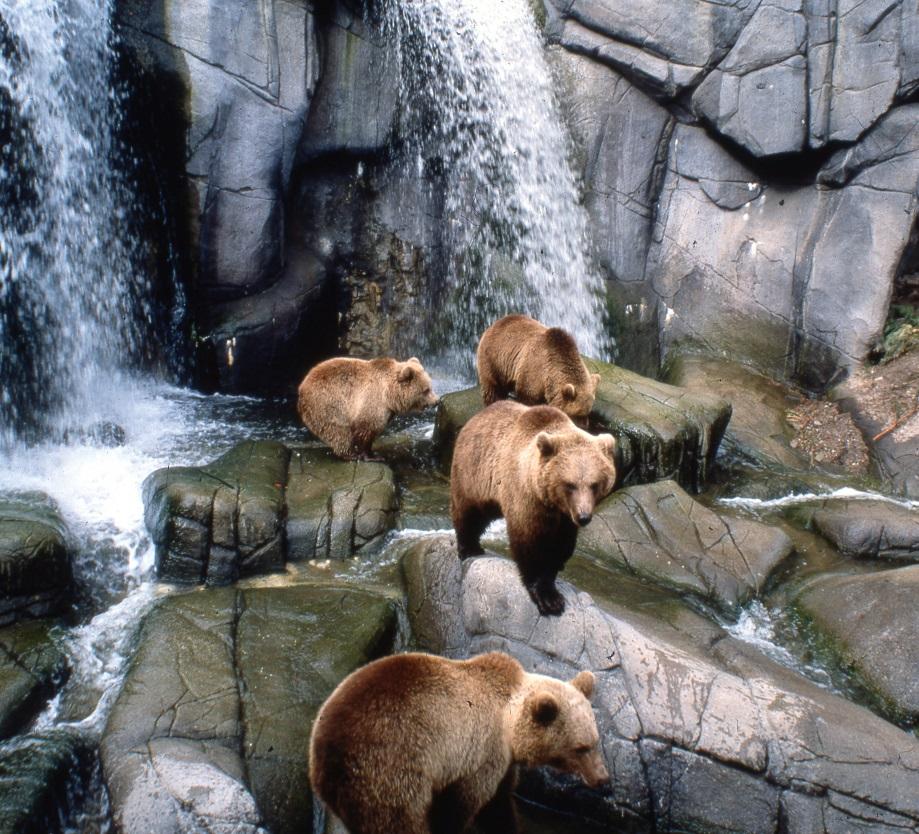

left=457, top=545, right=485, bottom=560
left=527, top=582, right=566, bottom=617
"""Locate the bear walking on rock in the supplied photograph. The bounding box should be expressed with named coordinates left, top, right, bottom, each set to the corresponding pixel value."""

left=297, top=356, right=438, bottom=460
left=451, top=400, right=617, bottom=616
left=308, top=651, right=608, bottom=834
left=476, top=314, right=600, bottom=425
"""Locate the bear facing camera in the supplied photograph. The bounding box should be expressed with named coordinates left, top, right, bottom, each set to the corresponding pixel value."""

left=308, top=651, right=609, bottom=834
left=297, top=356, right=439, bottom=460
left=451, top=400, right=617, bottom=616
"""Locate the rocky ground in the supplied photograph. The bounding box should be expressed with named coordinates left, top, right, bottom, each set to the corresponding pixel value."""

left=0, top=354, right=918, bottom=833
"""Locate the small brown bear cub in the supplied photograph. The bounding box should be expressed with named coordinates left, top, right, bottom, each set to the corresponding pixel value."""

left=476, top=314, right=601, bottom=426
left=451, top=400, right=616, bottom=616
left=297, top=356, right=438, bottom=460
left=309, top=651, right=608, bottom=834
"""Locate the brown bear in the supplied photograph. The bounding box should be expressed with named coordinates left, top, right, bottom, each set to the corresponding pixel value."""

left=297, top=356, right=438, bottom=460
left=475, top=314, right=601, bottom=425
left=309, top=650, right=608, bottom=834
left=451, top=401, right=616, bottom=616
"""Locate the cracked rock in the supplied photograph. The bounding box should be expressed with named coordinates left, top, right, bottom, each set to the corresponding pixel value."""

left=811, top=499, right=919, bottom=561
left=101, top=583, right=398, bottom=834
left=579, top=479, right=794, bottom=615
left=403, top=536, right=919, bottom=833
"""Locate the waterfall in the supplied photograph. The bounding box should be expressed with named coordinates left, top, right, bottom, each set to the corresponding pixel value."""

left=385, top=0, right=610, bottom=371
left=0, top=0, right=152, bottom=445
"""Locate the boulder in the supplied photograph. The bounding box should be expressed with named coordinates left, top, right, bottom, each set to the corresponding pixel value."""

left=286, top=447, right=398, bottom=560
left=101, top=583, right=398, bottom=834
left=143, top=441, right=290, bottom=585
left=795, top=566, right=919, bottom=722
left=0, top=733, right=88, bottom=834
left=433, top=358, right=730, bottom=493
left=0, top=620, right=67, bottom=740
left=810, top=499, right=919, bottom=561
left=579, top=480, right=794, bottom=615
left=0, top=492, right=71, bottom=625
left=403, top=536, right=919, bottom=833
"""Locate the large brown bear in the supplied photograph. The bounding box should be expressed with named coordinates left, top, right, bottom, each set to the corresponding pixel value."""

left=476, top=314, right=600, bottom=425
left=309, top=651, right=608, bottom=834
left=298, top=356, right=438, bottom=460
left=451, top=401, right=617, bottom=616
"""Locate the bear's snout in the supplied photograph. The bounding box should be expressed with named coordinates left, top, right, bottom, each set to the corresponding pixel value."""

left=576, top=512, right=592, bottom=527
left=580, top=754, right=610, bottom=790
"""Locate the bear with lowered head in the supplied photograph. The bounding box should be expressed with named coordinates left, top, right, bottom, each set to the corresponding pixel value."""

left=476, top=314, right=601, bottom=426
left=451, top=400, right=617, bottom=616
left=297, top=356, right=438, bottom=460
left=309, top=651, right=608, bottom=834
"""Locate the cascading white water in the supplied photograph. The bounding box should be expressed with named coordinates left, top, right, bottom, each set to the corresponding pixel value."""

left=385, top=0, right=610, bottom=369
left=0, top=0, right=150, bottom=445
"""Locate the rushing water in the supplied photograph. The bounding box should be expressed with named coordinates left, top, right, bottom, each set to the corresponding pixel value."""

left=0, top=0, right=156, bottom=445
left=384, top=0, right=610, bottom=371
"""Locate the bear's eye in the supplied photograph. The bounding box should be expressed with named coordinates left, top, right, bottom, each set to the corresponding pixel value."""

left=575, top=745, right=592, bottom=756
left=565, top=482, right=576, bottom=493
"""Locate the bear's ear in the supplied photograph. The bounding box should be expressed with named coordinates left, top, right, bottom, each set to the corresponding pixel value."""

left=571, top=670, right=595, bottom=699
left=536, top=432, right=557, bottom=458
left=591, top=373, right=601, bottom=392
left=562, top=383, right=577, bottom=401
left=598, top=434, right=617, bottom=459
left=398, top=364, right=415, bottom=382
left=530, top=692, right=560, bottom=726
left=408, top=356, right=420, bottom=365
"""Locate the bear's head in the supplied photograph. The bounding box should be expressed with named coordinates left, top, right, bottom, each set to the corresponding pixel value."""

left=535, top=427, right=616, bottom=527
left=390, top=357, right=439, bottom=413
left=511, top=670, right=609, bottom=789
left=548, top=373, right=600, bottom=426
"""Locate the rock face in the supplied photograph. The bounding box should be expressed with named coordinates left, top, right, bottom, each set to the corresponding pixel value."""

left=579, top=480, right=794, bottom=615
left=143, top=441, right=398, bottom=583
left=811, top=499, right=919, bottom=561
left=0, top=492, right=71, bottom=625
left=795, top=566, right=919, bottom=722
left=434, top=358, right=730, bottom=492
left=100, top=583, right=398, bottom=834
left=403, top=536, right=919, bottom=833
left=549, top=15, right=918, bottom=388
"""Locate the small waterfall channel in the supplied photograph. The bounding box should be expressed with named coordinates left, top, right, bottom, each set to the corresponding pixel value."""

left=384, top=0, right=610, bottom=370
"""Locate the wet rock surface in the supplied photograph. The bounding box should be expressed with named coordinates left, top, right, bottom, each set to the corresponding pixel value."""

left=286, top=447, right=398, bottom=560
left=143, top=440, right=399, bottom=581
left=434, top=357, right=731, bottom=492
left=580, top=479, right=794, bottom=615
left=810, top=499, right=919, bottom=561
left=403, top=536, right=919, bottom=834
left=0, top=492, right=71, bottom=625
left=795, top=565, right=919, bottom=722
left=100, top=583, right=398, bottom=834
left=0, top=619, right=66, bottom=740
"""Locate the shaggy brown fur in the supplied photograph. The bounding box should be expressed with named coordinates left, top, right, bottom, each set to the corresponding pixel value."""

left=297, top=357, right=438, bottom=460
left=476, top=314, right=600, bottom=425
left=451, top=401, right=616, bottom=616
left=308, top=651, right=608, bottom=834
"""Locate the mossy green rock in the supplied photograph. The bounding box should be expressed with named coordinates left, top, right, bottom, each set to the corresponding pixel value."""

left=101, top=583, right=398, bottom=834
left=0, top=732, right=87, bottom=834
left=433, top=358, right=731, bottom=492
left=794, top=566, right=919, bottom=722
left=0, top=492, right=72, bottom=625
left=286, top=447, right=397, bottom=560
left=0, top=619, right=66, bottom=740
left=579, top=480, right=794, bottom=615
left=143, top=440, right=290, bottom=584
